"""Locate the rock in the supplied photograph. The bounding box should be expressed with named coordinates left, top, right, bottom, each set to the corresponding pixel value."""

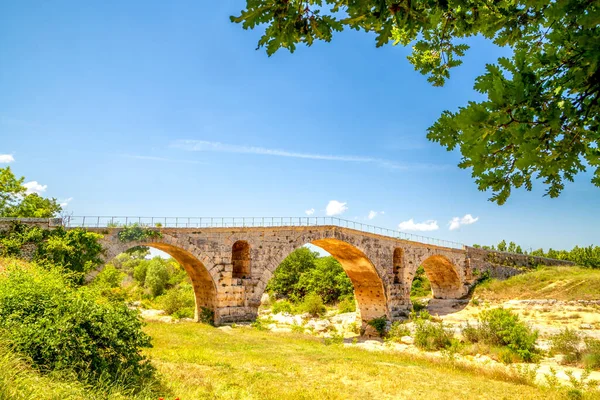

left=305, top=319, right=331, bottom=333
left=261, top=293, right=270, bottom=305
left=400, top=336, right=414, bottom=345
left=218, top=326, right=233, bottom=331
left=580, top=323, right=594, bottom=330
left=140, top=309, right=166, bottom=319
left=157, top=316, right=174, bottom=323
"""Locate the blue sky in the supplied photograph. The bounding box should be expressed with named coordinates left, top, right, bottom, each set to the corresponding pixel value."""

left=1, top=1, right=598, bottom=252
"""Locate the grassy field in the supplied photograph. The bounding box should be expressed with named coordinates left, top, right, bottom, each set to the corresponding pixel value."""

left=474, top=266, right=600, bottom=301
left=143, top=321, right=582, bottom=400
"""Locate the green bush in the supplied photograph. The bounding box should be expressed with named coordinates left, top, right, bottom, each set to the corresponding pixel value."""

left=145, top=259, right=169, bottom=297
left=337, top=295, right=356, bottom=313
left=367, top=316, right=388, bottom=337
left=386, top=321, right=411, bottom=342
left=267, top=248, right=353, bottom=304
left=133, top=262, right=148, bottom=285
left=93, top=264, right=124, bottom=289
left=271, top=299, right=293, bottom=314
left=462, top=308, right=539, bottom=362
left=583, top=338, right=600, bottom=370
left=550, top=328, right=583, bottom=364
left=0, top=260, right=155, bottom=387
left=158, top=284, right=195, bottom=316
left=300, top=292, right=326, bottom=317
left=199, top=306, right=215, bottom=325
left=414, top=319, right=454, bottom=351
left=410, top=265, right=431, bottom=298
left=172, top=307, right=195, bottom=319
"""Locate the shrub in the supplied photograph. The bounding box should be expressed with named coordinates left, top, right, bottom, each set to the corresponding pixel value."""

left=550, top=328, right=583, bottom=364
left=410, top=265, right=431, bottom=298
left=145, top=259, right=169, bottom=297
left=583, top=338, right=600, bottom=370
left=199, top=306, right=215, bottom=325
left=159, top=285, right=195, bottom=316
left=386, top=321, right=411, bottom=343
left=172, top=307, right=195, bottom=319
left=300, top=292, right=326, bottom=317
left=133, top=261, right=148, bottom=285
left=337, top=295, right=356, bottom=314
left=463, top=308, right=540, bottom=362
left=117, top=224, right=162, bottom=242
left=414, top=319, right=454, bottom=351
left=0, top=260, right=155, bottom=387
left=271, top=299, right=293, bottom=314
left=93, top=264, right=124, bottom=289
left=367, top=316, right=388, bottom=337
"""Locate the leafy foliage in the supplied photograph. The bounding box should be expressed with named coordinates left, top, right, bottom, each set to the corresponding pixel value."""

left=367, top=316, right=389, bottom=337
left=232, top=1, right=600, bottom=204
left=267, top=247, right=354, bottom=304
left=0, top=167, right=61, bottom=217
left=300, top=292, right=326, bottom=317
left=414, top=318, right=454, bottom=351
left=117, top=224, right=162, bottom=243
left=462, top=308, right=540, bottom=362
left=0, top=222, right=103, bottom=283
left=410, top=265, right=431, bottom=298
left=0, top=260, right=155, bottom=387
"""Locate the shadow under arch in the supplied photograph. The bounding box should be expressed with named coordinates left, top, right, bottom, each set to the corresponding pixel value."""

left=105, top=242, right=217, bottom=323
left=420, top=255, right=463, bottom=299
left=306, top=238, right=389, bottom=323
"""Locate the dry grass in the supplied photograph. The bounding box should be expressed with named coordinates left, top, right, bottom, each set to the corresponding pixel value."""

left=143, top=321, right=579, bottom=400
left=474, top=267, right=600, bottom=301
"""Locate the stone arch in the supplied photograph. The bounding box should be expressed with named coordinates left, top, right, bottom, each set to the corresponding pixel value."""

left=97, top=236, right=218, bottom=323
left=261, top=233, right=389, bottom=324
left=419, top=255, right=463, bottom=299
left=232, top=240, right=251, bottom=279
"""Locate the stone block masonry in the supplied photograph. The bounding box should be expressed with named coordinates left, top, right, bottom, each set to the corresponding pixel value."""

left=89, top=225, right=574, bottom=326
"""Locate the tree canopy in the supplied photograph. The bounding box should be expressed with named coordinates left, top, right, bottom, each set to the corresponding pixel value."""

left=232, top=0, right=600, bottom=204
left=0, top=167, right=61, bottom=218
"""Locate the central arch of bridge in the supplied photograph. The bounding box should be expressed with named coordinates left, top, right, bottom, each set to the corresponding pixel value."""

left=419, top=255, right=462, bottom=299
left=308, top=238, right=388, bottom=322
left=103, top=241, right=218, bottom=323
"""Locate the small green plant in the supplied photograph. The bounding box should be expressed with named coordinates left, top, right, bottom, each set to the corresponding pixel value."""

left=251, top=319, right=267, bottom=331
left=198, top=306, right=215, bottom=326
left=337, top=295, right=356, bottom=313
left=385, top=321, right=410, bottom=343
left=117, top=224, right=162, bottom=243
left=291, top=323, right=304, bottom=333
left=462, top=308, right=540, bottom=363
left=367, top=316, right=388, bottom=337
left=271, top=300, right=293, bottom=314
left=414, top=318, right=454, bottom=351
left=300, top=292, right=326, bottom=317
left=323, top=331, right=344, bottom=346
left=583, top=338, right=600, bottom=370
left=550, top=328, right=583, bottom=364
left=411, top=300, right=428, bottom=313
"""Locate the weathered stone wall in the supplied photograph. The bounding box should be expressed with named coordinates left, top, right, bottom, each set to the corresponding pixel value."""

left=0, top=217, right=62, bottom=231
left=465, top=246, right=575, bottom=280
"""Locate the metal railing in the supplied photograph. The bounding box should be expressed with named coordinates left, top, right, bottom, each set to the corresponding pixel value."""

left=64, top=216, right=465, bottom=250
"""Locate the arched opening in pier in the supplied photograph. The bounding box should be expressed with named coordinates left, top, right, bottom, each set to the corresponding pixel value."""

left=263, top=239, right=388, bottom=332
left=95, top=244, right=217, bottom=324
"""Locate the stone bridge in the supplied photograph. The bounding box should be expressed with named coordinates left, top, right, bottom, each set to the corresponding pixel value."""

left=88, top=224, right=573, bottom=326
left=0, top=217, right=573, bottom=327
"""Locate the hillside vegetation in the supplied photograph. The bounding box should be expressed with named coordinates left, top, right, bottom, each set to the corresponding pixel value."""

left=474, top=267, right=600, bottom=301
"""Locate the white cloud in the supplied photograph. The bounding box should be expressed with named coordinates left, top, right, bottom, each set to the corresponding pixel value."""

left=448, top=214, right=479, bottom=231
left=305, top=208, right=315, bottom=216
left=59, top=197, right=73, bottom=208
left=326, top=200, right=348, bottom=216
left=398, top=218, right=439, bottom=232
left=23, top=181, right=47, bottom=195
left=171, top=140, right=446, bottom=171
left=0, top=154, right=15, bottom=163
left=368, top=210, right=384, bottom=220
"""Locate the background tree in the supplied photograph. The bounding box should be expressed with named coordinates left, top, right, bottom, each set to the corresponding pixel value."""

left=0, top=167, right=61, bottom=217
left=232, top=0, right=600, bottom=204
